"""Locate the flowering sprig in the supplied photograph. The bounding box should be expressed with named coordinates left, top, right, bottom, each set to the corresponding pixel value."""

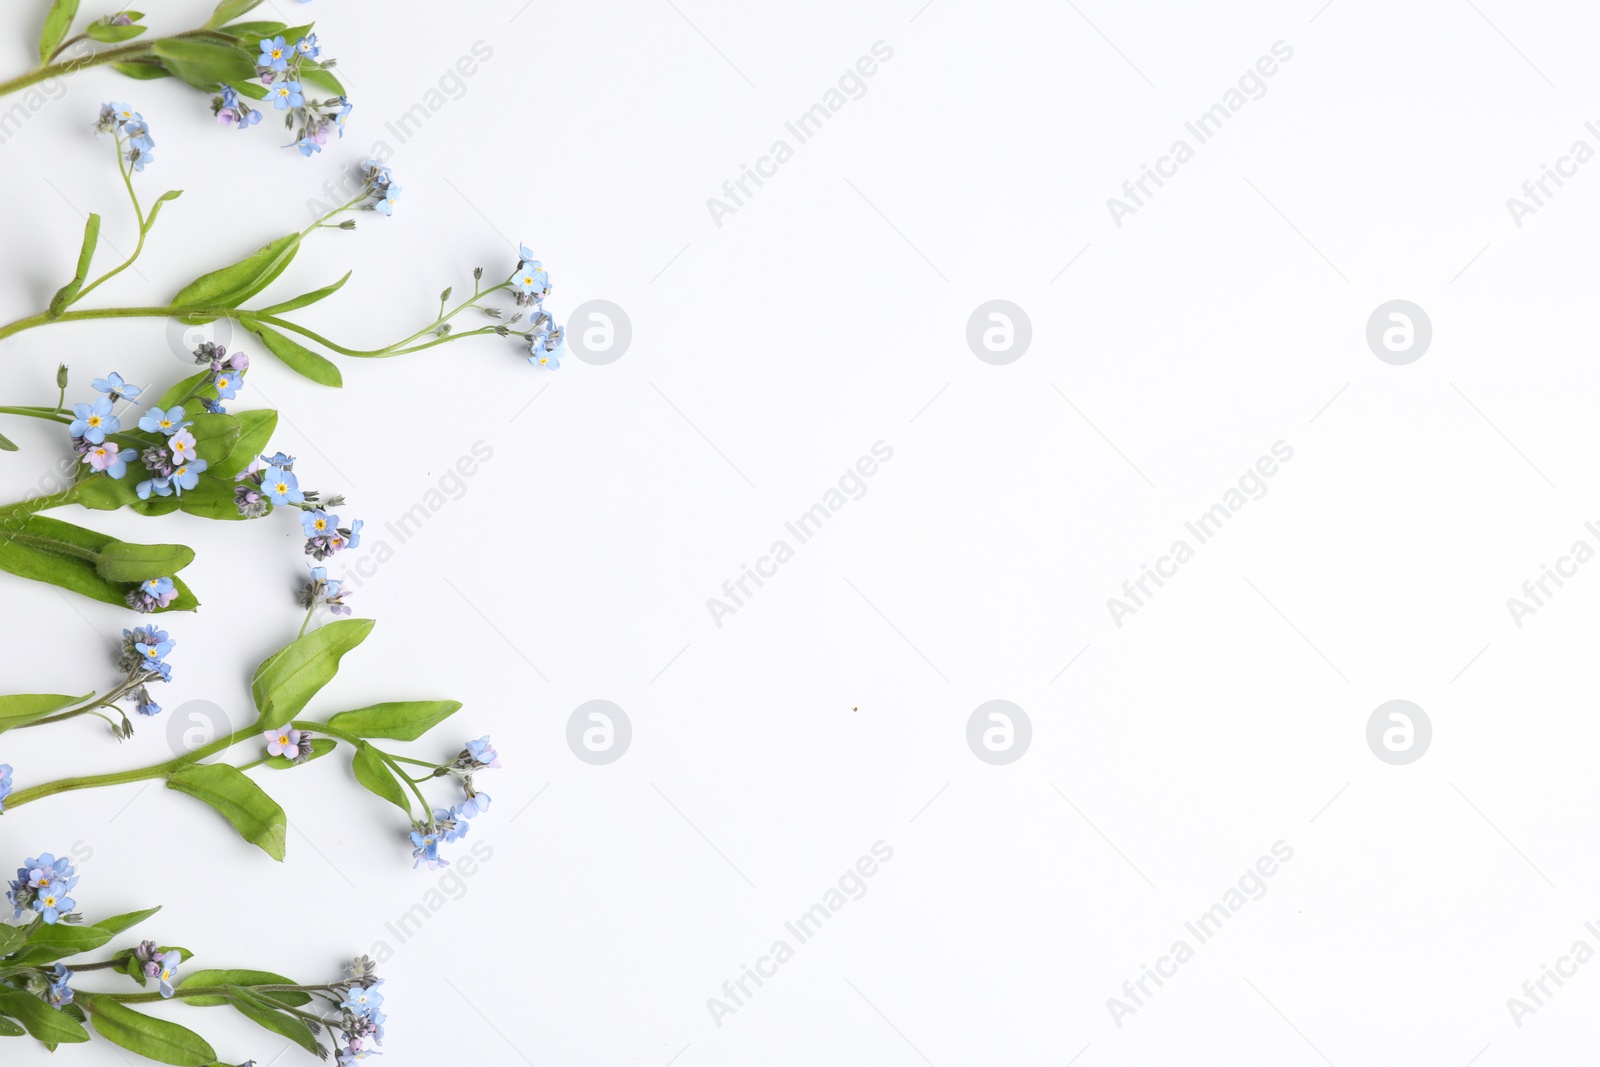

left=214, top=29, right=349, bottom=157
left=0, top=1, right=345, bottom=156
left=1, top=620, right=488, bottom=869
left=0, top=360, right=361, bottom=613
left=0, top=117, right=567, bottom=385
left=0, top=627, right=176, bottom=742
left=0, top=859, right=389, bottom=1063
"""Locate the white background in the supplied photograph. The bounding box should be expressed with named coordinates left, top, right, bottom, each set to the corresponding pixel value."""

left=2, top=0, right=1600, bottom=1064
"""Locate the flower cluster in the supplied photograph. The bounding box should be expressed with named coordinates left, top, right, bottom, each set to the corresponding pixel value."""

left=94, top=102, right=154, bottom=171
left=512, top=243, right=566, bottom=369
left=186, top=341, right=250, bottom=415
left=111, top=625, right=176, bottom=729
left=132, top=940, right=183, bottom=998
left=331, top=956, right=387, bottom=1063
left=359, top=159, right=400, bottom=215
left=6, top=853, right=80, bottom=925
left=263, top=726, right=318, bottom=763
left=409, top=736, right=500, bottom=869
left=64, top=365, right=218, bottom=514
left=210, top=33, right=351, bottom=157
left=297, top=564, right=353, bottom=617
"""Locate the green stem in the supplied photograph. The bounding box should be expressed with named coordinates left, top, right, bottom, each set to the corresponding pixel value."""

left=0, top=41, right=154, bottom=98
left=71, top=135, right=147, bottom=306
left=3, top=722, right=259, bottom=809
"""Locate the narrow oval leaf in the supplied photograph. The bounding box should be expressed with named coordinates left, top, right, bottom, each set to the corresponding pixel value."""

left=39, top=0, right=80, bottom=63
left=217, top=20, right=287, bottom=40
left=225, top=988, right=320, bottom=1053
left=0, top=430, right=16, bottom=451
left=94, top=541, right=196, bottom=582
left=211, top=408, right=277, bottom=478
left=146, top=188, right=183, bottom=229
left=206, top=0, right=266, bottom=28
left=112, top=60, right=172, bottom=80
left=86, top=21, right=147, bottom=42
left=170, top=233, right=300, bottom=314
left=0, top=692, right=90, bottom=732
left=0, top=990, right=89, bottom=1044
left=155, top=370, right=211, bottom=411
left=166, top=763, right=287, bottom=861
left=297, top=63, right=344, bottom=95
left=351, top=742, right=409, bottom=812
left=254, top=271, right=352, bottom=316
left=177, top=970, right=309, bottom=1007
left=327, top=700, right=463, bottom=742
left=151, top=38, right=257, bottom=91
left=94, top=906, right=162, bottom=936
left=265, top=736, right=336, bottom=768
left=0, top=515, right=197, bottom=611
left=251, top=617, right=375, bottom=729
left=49, top=213, right=99, bottom=317
left=244, top=321, right=342, bottom=387
left=79, top=993, right=216, bottom=1066
left=0, top=1015, right=26, bottom=1037
left=9, top=922, right=114, bottom=965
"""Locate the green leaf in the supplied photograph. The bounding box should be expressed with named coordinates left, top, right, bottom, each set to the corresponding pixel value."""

left=0, top=430, right=15, bottom=451
left=0, top=691, right=89, bottom=732
left=0, top=922, right=28, bottom=955
left=265, top=736, right=336, bottom=768
left=252, top=617, right=374, bottom=729
left=211, top=408, right=277, bottom=478
left=146, top=189, right=183, bottom=229
left=94, top=541, right=195, bottom=582
left=166, top=763, right=287, bottom=860
left=218, top=21, right=287, bottom=41
left=224, top=987, right=320, bottom=1054
left=175, top=476, right=251, bottom=521
left=151, top=38, right=257, bottom=91
left=243, top=320, right=342, bottom=387
left=86, top=20, right=146, bottom=42
left=228, top=77, right=269, bottom=99
left=79, top=993, right=216, bottom=1065
left=206, top=0, right=266, bottom=28
left=8, top=922, right=114, bottom=965
left=297, top=62, right=344, bottom=96
left=254, top=271, right=351, bottom=316
left=186, top=411, right=243, bottom=461
left=113, top=59, right=172, bottom=80
left=94, top=906, right=162, bottom=936
left=0, top=990, right=88, bottom=1045
left=0, top=515, right=198, bottom=611
left=177, top=971, right=308, bottom=1008
left=0, top=1015, right=25, bottom=1037
left=351, top=742, right=409, bottom=813
left=156, top=371, right=211, bottom=411
left=328, top=700, right=463, bottom=742
left=170, top=233, right=301, bottom=317
left=48, top=213, right=99, bottom=318
left=39, top=0, right=80, bottom=63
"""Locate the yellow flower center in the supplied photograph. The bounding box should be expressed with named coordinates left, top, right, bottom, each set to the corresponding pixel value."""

left=275, top=482, right=289, bottom=494
left=87, top=415, right=100, bottom=427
